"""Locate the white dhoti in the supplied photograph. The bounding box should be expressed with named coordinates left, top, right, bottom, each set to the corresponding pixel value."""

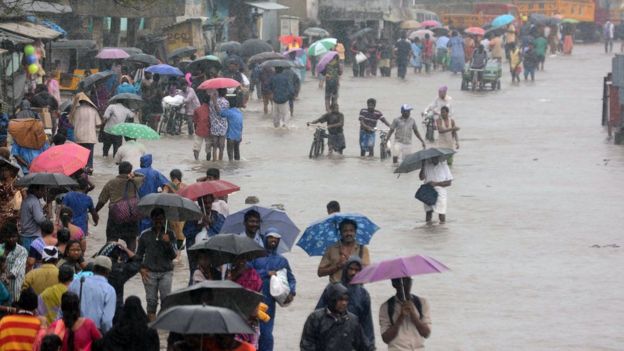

left=392, top=141, right=413, bottom=162
left=424, top=186, right=448, bottom=214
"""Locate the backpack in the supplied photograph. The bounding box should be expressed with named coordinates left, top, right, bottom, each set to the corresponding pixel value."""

left=386, top=294, right=423, bottom=325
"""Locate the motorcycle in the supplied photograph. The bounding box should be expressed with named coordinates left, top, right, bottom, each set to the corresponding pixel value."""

left=160, top=94, right=185, bottom=135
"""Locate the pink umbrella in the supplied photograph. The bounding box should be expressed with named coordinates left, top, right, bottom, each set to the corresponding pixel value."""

left=96, top=48, right=130, bottom=59
left=465, top=27, right=485, bottom=36
left=29, top=143, right=90, bottom=176
left=350, top=254, right=449, bottom=285
left=315, top=51, right=339, bottom=73
left=198, top=78, right=240, bottom=90
left=421, top=20, right=441, bottom=28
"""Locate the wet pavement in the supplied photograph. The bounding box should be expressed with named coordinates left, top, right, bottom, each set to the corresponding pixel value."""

left=83, top=43, right=623, bottom=350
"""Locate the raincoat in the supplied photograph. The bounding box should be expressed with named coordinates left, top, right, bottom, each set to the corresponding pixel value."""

left=135, top=154, right=169, bottom=232
left=448, top=35, right=465, bottom=73
left=315, top=256, right=374, bottom=346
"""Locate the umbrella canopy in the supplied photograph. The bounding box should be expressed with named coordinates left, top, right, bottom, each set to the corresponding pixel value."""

left=492, top=14, right=515, bottom=28
left=297, top=212, right=380, bottom=256
left=248, top=52, right=285, bottom=65
left=303, top=27, right=330, bottom=37
left=465, top=27, right=486, bottom=36
left=29, top=144, right=89, bottom=176
left=0, top=157, right=20, bottom=173
left=161, top=280, right=263, bottom=318
left=220, top=205, right=300, bottom=253
left=350, top=27, right=374, bottom=39
left=315, top=51, right=339, bottom=73
left=78, top=71, right=115, bottom=90
left=197, top=78, right=241, bottom=90
left=145, top=64, right=184, bottom=76
left=279, top=35, right=302, bottom=47
left=484, top=26, right=506, bottom=38
left=260, top=59, right=295, bottom=69
left=167, top=46, right=196, bottom=60
left=308, top=38, right=337, bottom=57
left=150, top=305, right=254, bottom=335
left=394, top=148, right=455, bottom=174
left=188, top=55, right=222, bottom=72
left=241, top=39, right=273, bottom=58
left=409, top=29, right=434, bottom=40
left=431, top=27, right=449, bottom=36
left=107, top=122, right=160, bottom=140
left=400, top=20, right=421, bottom=30
left=15, top=172, right=77, bottom=187
left=421, top=20, right=441, bottom=28
left=216, top=41, right=242, bottom=54
left=188, top=234, right=267, bottom=266
left=178, top=180, right=240, bottom=201
left=126, top=53, right=159, bottom=65
left=96, top=48, right=129, bottom=59
left=561, top=18, right=579, bottom=24
left=109, top=93, right=143, bottom=104
left=350, top=254, right=450, bottom=284
left=137, top=193, right=202, bottom=221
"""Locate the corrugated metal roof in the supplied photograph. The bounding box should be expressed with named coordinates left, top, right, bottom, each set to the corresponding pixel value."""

left=20, top=1, right=72, bottom=14
left=0, top=21, right=62, bottom=40
left=246, top=2, right=289, bottom=10
left=0, top=29, right=33, bottom=44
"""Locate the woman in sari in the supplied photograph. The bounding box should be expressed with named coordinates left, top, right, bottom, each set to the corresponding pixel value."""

left=448, top=31, right=465, bottom=74
left=410, top=38, right=423, bottom=73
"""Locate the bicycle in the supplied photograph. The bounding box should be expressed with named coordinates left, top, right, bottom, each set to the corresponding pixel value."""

left=421, top=110, right=436, bottom=143
left=377, top=128, right=392, bottom=160
left=159, top=95, right=185, bottom=135
left=308, top=125, right=328, bottom=159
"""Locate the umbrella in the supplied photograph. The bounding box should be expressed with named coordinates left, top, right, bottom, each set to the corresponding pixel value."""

left=137, top=193, right=202, bottom=221
left=107, top=122, right=160, bottom=140
left=350, top=27, right=374, bottom=39
left=241, top=39, right=273, bottom=58
left=0, top=157, right=20, bottom=173
left=529, top=13, right=549, bottom=25
left=561, top=18, right=579, bottom=24
left=308, top=38, right=337, bottom=57
left=484, top=26, right=505, bottom=38
left=29, top=144, right=89, bottom=176
left=178, top=180, right=240, bottom=201
left=400, top=20, right=421, bottom=30
left=161, top=280, right=263, bottom=318
left=188, top=55, right=222, bottom=72
left=409, top=29, right=434, bottom=40
left=15, top=172, right=77, bottom=187
left=465, top=27, right=485, bottom=36
left=109, top=93, right=143, bottom=104
left=220, top=205, right=300, bottom=253
left=167, top=46, right=196, bottom=60
left=303, top=27, right=330, bottom=37
left=492, top=14, right=515, bottom=28
left=126, top=53, right=159, bottom=65
left=197, top=78, right=240, bottom=90
left=188, top=234, right=267, bottom=266
left=315, top=51, right=339, bottom=73
left=284, top=48, right=304, bottom=56
left=145, top=64, right=184, bottom=76
left=150, top=305, right=254, bottom=335
left=296, top=213, right=380, bottom=256
left=421, top=20, right=441, bottom=28
left=78, top=71, right=115, bottom=90
left=350, top=254, right=450, bottom=285
left=260, top=59, right=295, bottom=69
left=216, top=41, right=242, bottom=54
left=279, top=35, right=302, bottom=48
left=247, top=52, right=285, bottom=65
left=95, top=48, right=129, bottom=59
left=431, top=27, right=449, bottom=36
left=177, top=60, right=192, bottom=72
left=394, top=148, right=455, bottom=174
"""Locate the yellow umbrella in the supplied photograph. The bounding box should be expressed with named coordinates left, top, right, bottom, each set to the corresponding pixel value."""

left=400, top=20, right=421, bottom=30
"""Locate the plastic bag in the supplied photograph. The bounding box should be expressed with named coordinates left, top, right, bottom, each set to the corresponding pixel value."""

left=194, top=227, right=210, bottom=243
left=270, top=268, right=291, bottom=307
left=355, top=52, right=368, bottom=63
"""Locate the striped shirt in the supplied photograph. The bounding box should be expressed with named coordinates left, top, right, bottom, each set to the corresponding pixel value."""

left=0, top=313, right=41, bottom=351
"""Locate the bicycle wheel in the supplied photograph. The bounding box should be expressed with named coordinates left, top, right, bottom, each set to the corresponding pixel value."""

left=380, top=140, right=387, bottom=160
left=426, top=124, right=435, bottom=142
left=319, top=139, right=325, bottom=156
left=158, top=112, right=168, bottom=134
left=309, top=140, right=317, bottom=158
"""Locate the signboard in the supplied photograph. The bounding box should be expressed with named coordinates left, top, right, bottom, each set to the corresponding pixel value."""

left=71, top=0, right=185, bottom=18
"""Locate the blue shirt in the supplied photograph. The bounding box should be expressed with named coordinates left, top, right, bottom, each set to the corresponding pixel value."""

left=0, top=113, right=8, bottom=143
left=183, top=210, right=225, bottom=243
left=62, top=192, right=94, bottom=234
left=11, top=142, right=49, bottom=174
left=115, top=82, right=138, bottom=95
left=250, top=250, right=297, bottom=302
left=436, top=36, right=450, bottom=49
left=69, top=275, right=116, bottom=332
left=223, top=108, right=243, bottom=141
left=268, top=72, right=293, bottom=104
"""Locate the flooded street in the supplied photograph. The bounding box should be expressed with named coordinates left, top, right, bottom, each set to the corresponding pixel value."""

left=85, top=43, right=623, bottom=350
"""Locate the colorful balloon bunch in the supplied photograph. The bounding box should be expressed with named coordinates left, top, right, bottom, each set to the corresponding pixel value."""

left=24, top=44, right=39, bottom=75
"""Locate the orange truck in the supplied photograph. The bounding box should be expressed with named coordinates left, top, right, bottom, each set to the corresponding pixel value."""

left=513, top=0, right=595, bottom=22
left=438, top=3, right=521, bottom=29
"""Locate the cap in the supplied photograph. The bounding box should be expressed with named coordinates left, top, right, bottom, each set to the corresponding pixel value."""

left=265, top=232, right=282, bottom=239
left=42, top=246, right=58, bottom=262
left=400, top=104, right=413, bottom=113
left=94, top=256, right=112, bottom=271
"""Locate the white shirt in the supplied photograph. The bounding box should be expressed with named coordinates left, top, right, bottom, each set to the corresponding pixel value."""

left=427, top=96, right=453, bottom=116
left=240, top=230, right=264, bottom=248
left=423, top=160, right=453, bottom=183
left=103, top=103, right=134, bottom=129
left=379, top=296, right=432, bottom=351
left=212, top=199, right=230, bottom=217
left=114, top=140, right=146, bottom=168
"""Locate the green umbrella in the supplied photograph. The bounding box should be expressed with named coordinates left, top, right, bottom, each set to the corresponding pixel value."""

left=107, top=123, right=160, bottom=140
left=561, top=18, right=579, bottom=24
left=308, top=38, right=337, bottom=57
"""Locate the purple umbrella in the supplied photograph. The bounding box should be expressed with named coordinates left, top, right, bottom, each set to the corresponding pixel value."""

left=315, top=51, right=339, bottom=73
left=96, top=48, right=130, bottom=59
left=350, top=254, right=449, bottom=285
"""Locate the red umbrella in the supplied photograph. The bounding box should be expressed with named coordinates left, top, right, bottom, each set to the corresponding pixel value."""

left=465, top=27, right=485, bottom=36
left=178, top=180, right=240, bottom=201
left=198, top=78, right=241, bottom=90
left=421, top=20, right=441, bottom=28
left=29, top=143, right=90, bottom=176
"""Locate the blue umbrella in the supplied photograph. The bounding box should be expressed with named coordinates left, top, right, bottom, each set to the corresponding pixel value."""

left=145, top=64, right=184, bottom=76
left=491, top=14, right=515, bottom=28
left=296, top=212, right=380, bottom=256
left=220, top=206, right=300, bottom=253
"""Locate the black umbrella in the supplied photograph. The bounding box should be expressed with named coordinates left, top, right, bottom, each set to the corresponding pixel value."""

left=168, top=46, right=197, bottom=60
left=126, top=53, right=159, bottom=65
left=15, top=173, right=77, bottom=187
left=350, top=27, right=374, bottom=39
left=150, top=305, right=254, bottom=334
left=137, top=193, right=202, bottom=221
left=303, top=27, right=330, bottom=37
left=431, top=27, right=450, bottom=36
left=484, top=26, right=505, bottom=38
left=394, top=148, right=456, bottom=174
left=188, top=55, right=222, bottom=72
left=241, top=39, right=273, bottom=58
left=247, top=52, right=284, bottom=65
left=189, top=233, right=266, bottom=266
left=260, top=59, right=295, bottom=69
left=161, top=280, right=263, bottom=318
left=216, top=41, right=242, bottom=54
left=109, top=93, right=143, bottom=104
left=0, top=157, right=19, bottom=173
left=78, top=71, right=115, bottom=91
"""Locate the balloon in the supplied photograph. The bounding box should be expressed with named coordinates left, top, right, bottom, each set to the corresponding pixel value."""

left=24, top=45, right=35, bottom=56
left=25, top=55, right=37, bottom=65
left=27, top=64, right=39, bottom=75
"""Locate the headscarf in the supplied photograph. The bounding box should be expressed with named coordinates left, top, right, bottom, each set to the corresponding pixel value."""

left=69, top=92, right=98, bottom=124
